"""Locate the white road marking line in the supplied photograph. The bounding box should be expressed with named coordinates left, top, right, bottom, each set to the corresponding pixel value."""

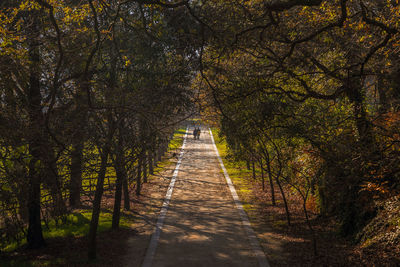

left=141, top=127, right=188, bottom=267
left=209, top=128, right=270, bottom=267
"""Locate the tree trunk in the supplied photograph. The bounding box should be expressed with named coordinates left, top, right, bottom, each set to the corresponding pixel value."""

left=162, top=141, right=168, bottom=155
left=154, top=150, right=158, bottom=167
left=69, top=74, right=90, bottom=209
left=251, top=160, right=256, bottom=180
left=346, top=78, right=374, bottom=146
left=158, top=146, right=163, bottom=162
left=27, top=155, right=45, bottom=249
left=26, top=12, right=45, bottom=249
left=303, top=197, right=317, bottom=256
left=120, top=129, right=130, bottom=211
left=260, top=159, right=265, bottom=191
left=69, top=71, right=91, bottom=208
left=17, top=184, right=29, bottom=223
left=143, top=151, right=148, bottom=183
left=87, top=141, right=111, bottom=260
left=123, top=176, right=130, bottom=211
left=69, top=140, right=83, bottom=208
left=265, top=156, right=276, bottom=206
left=112, top=157, right=123, bottom=230
left=148, top=151, right=154, bottom=175
left=275, top=176, right=291, bottom=226
left=136, top=157, right=142, bottom=196
left=112, top=131, right=126, bottom=229
left=246, top=160, right=250, bottom=170
left=40, top=144, right=67, bottom=220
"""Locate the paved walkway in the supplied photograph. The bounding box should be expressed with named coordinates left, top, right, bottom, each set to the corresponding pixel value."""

left=142, top=127, right=266, bottom=267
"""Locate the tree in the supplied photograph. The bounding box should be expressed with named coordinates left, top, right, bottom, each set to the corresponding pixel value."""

left=196, top=0, right=400, bottom=238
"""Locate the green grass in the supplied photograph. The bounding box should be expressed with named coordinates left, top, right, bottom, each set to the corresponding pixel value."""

left=42, top=210, right=132, bottom=239
left=2, top=209, right=133, bottom=252
left=168, top=127, right=187, bottom=152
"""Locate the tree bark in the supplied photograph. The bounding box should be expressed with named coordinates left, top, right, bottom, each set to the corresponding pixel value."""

left=26, top=12, right=45, bottom=249
left=112, top=155, right=123, bottom=229
left=143, top=151, right=148, bottom=183
left=265, top=154, right=276, bottom=206
left=275, top=176, right=291, bottom=226
left=69, top=140, right=83, bottom=208
left=27, top=154, right=45, bottom=249
left=38, top=135, right=66, bottom=219
left=251, top=160, right=256, bottom=180
left=158, top=146, right=163, bottom=162
left=87, top=140, right=112, bottom=260
left=112, top=129, right=126, bottom=229
left=259, top=159, right=265, bottom=191
left=123, top=176, right=130, bottom=211
left=136, top=156, right=142, bottom=196
left=154, top=149, right=158, bottom=167
left=148, top=151, right=154, bottom=175
left=69, top=76, right=89, bottom=208
left=346, top=77, right=374, bottom=146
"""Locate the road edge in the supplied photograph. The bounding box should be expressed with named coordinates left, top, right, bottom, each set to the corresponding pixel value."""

left=209, top=128, right=270, bottom=267
left=141, top=127, right=189, bottom=267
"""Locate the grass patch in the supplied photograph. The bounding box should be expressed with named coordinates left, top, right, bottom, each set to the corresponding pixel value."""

left=43, top=210, right=132, bottom=238
left=168, top=127, right=186, bottom=152
left=2, top=209, right=133, bottom=252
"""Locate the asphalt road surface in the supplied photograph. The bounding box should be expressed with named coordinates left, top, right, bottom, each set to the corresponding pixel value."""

left=141, top=128, right=267, bottom=267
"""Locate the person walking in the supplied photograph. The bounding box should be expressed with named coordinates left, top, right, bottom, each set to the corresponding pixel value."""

left=196, top=128, right=201, bottom=140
